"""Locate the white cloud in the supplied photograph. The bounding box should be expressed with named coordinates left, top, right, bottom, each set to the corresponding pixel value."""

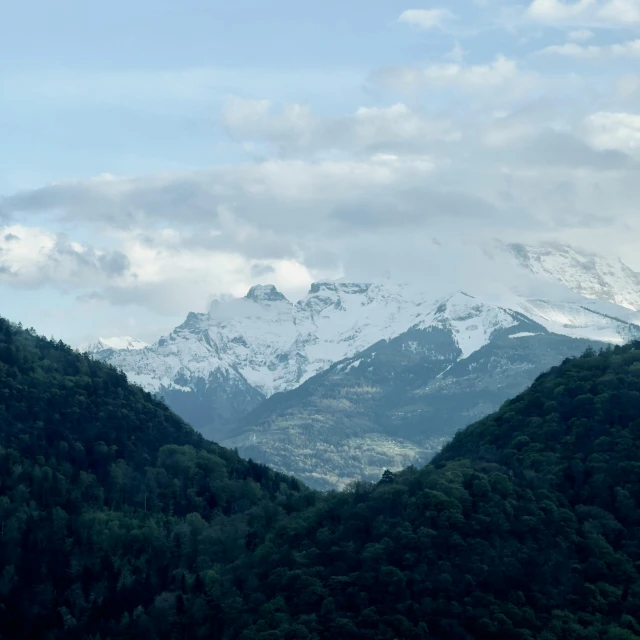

left=222, top=98, right=460, bottom=156
left=4, top=50, right=640, bottom=323
left=481, top=114, right=539, bottom=148
left=568, top=29, right=594, bottom=41
left=99, top=228, right=321, bottom=312
left=351, top=104, right=461, bottom=146
left=397, top=9, right=454, bottom=30
left=528, top=0, right=597, bottom=22
left=0, top=222, right=326, bottom=314
left=598, top=0, right=640, bottom=24
left=375, top=56, right=533, bottom=97
left=3, top=123, right=640, bottom=317
left=445, top=42, right=468, bottom=63
left=618, top=74, right=640, bottom=98
left=526, top=0, right=640, bottom=26
left=538, top=39, right=640, bottom=59
left=3, top=157, right=442, bottom=240
left=222, top=97, right=318, bottom=153
left=583, top=112, right=640, bottom=152
left=422, top=57, right=518, bottom=86
left=0, top=225, right=130, bottom=289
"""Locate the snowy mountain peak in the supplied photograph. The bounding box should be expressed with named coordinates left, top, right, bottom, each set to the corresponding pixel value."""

left=88, top=240, right=640, bottom=430
left=299, top=281, right=407, bottom=317
left=244, top=284, right=290, bottom=305
left=436, top=291, right=475, bottom=310
left=308, top=282, right=372, bottom=296
left=506, top=242, right=640, bottom=311
left=423, top=292, right=518, bottom=358
left=82, top=336, right=149, bottom=353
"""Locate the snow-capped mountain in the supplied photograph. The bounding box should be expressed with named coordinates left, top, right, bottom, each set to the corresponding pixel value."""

left=82, top=336, right=149, bottom=353
left=90, top=281, right=439, bottom=434
left=86, top=243, right=640, bottom=441
left=223, top=290, right=640, bottom=489
left=94, top=282, right=433, bottom=397
left=506, top=242, right=640, bottom=311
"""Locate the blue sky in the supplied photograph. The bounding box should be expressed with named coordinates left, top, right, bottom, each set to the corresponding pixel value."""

left=1, top=0, right=490, bottom=191
left=2, top=0, right=640, bottom=344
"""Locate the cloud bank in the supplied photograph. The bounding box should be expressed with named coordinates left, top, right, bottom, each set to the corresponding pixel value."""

left=3, top=0, right=640, bottom=339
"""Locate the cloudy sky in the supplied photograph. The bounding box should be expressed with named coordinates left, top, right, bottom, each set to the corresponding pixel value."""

left=2, top=0, right=640, bottom=345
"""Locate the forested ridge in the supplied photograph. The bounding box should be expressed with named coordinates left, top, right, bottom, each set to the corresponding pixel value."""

left=2, top=318, right=640, bottom=638
left=224, top=323, right=602, bottom=489
left=0, top=318, right=310, bottom=639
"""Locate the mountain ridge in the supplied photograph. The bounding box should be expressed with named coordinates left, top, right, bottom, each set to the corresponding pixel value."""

left=506, top=241, right=640, bottom=311
left=5, top=310, right=640, bottom=638
left=86, top=243, right=640, bottom=448
left=221, top=292, right=620, bottom=488
left=82, top=335, right=149, bottom=353
left=0, top=316, right=308, bottom=639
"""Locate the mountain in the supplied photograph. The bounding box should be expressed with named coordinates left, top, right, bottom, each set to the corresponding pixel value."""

left=0, top=317, right=306, bottom=639
left=229, top=341, right=640, bottom=639
left=506, top=242, right=640, bottom=310
left=8, top=316, right=640, bottom=638
left=88, top=243, right=640, bottom=440
left=90, top=281, right=437, bottom=436
left=223, top=291, right=640, bottom=488
left=90, top=309, right=269, bottom=437
left=6, top=315, right=640, bottom=638
left=84, top=244, right=640, bottom=487
left=81, top=335, right=149, bottom=352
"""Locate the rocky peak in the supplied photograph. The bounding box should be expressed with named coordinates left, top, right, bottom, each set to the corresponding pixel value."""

left=244, top=285, right=290, bottom=305
left=504, top=242, right=640, bottom=311
left=422, top=292, right=519, bottom=359
left=82, top=336, right=149, bottom=353
left=308, top=282, right=372, bottom=296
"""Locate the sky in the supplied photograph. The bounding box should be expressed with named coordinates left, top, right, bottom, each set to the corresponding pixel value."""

left=2, top=0, right=640, bottom=345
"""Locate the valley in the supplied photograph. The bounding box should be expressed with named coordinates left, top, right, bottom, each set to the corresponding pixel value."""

left=85, top=243, right=640, bottom=488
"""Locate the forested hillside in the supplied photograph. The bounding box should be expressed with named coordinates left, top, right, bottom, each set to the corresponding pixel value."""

left=227, top=343, right=640, bottom=639
left=3, top=318, right=640, bottom=639
left=224, top=323, right=603, bottom=489
left=0, top=318, right=310, bottom=639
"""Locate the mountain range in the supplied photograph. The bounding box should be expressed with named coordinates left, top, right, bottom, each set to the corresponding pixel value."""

left=83, top=336, right=149, bottom=353
left=86, top=242, right=640, bottom=488
left=5, top=304, right=640, bottom=638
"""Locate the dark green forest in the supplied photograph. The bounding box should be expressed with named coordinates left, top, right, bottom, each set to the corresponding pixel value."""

left=2, top=318, right=640, bottom=639
left=0, top=318, right=310, bottom=639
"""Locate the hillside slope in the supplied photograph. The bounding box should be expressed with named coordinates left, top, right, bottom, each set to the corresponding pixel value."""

left=227, top=341, right=640, bottom=639
left=223, top=294, right=630, bottom=488
left=507, top=242, right=640, bottom=311
left=6, top=318, right=640, bottom=639
left=0, top=318, right=309, bottom=639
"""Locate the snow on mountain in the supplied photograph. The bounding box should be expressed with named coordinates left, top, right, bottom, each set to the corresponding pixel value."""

left=86, top=242, right=640, bottom=438
left=409, top=289, right=639, bottom=361
left=222, top=288, right=637, bottom=489
left=98, top=281, right=432, bottom=399
left=82, top=336, right=149, bottom=353
left=506, top=242, right=640, bottom=311
left=293, top=282, right=431, bottom=381
left=79, top=242, right=640, bottom=487
left=94, top=282, right=640, bottom=400
left=510, top=298, right=640, bottom=344
left=415, top=292, right=519, bottom=359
